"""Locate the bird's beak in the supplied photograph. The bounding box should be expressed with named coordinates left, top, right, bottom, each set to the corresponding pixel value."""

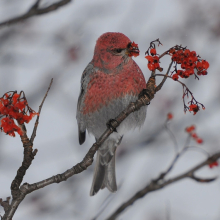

left=126, top=41, right=140, bottom=57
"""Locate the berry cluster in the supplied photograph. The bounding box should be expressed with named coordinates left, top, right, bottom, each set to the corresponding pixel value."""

left=0, top=92, right=38, bottom=137
left=185, top=125, right=203, bottom=144
left=145, top=39, right=163, bottom=72
left=144, top=40, right=210, bottom=115
left=170, top=48, right=209, bottom=81
left=188, top=103, right=205, bottom=115
left=145, top=48, right=161, bottom=71
left=182, top=85, right=205, bottom=115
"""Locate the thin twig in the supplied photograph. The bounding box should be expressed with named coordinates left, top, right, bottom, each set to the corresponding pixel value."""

left=91, top=184, right=121, bottom=220
left=164, top=121, right=178, bottom=153
left=155, top=74, right=189, bottom=89
left=30, top=78, right=53, bottom=143
left=185, top=146, right=210, bottom=157
left=0, top=0, right=72, bottom=28
left=159, top=49, right=170, bottom=59
left=158, top=134, right=191, bottom=180
left=155, top=61, right=173, bottom=92
left=30, top=0, right=42, bottom=10
left=106, top=152, right=220, bottom=220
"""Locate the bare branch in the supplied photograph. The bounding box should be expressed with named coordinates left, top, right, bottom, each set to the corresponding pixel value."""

left=10, top=128, right=38, bottom=199
left=30, top=78, right=53, bottom=143
left=106, top=152, right=220, bottom=220
left=0, top=0, right=72, bottom=28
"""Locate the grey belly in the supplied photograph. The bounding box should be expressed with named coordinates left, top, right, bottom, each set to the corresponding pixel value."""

left=84, top=94, right=147, bottom=138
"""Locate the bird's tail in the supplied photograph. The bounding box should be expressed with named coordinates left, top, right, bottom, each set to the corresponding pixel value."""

left=90, top=137, right=122, bottom=196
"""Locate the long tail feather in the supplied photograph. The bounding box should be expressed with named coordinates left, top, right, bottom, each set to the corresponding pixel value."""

left=90, top=136, right=122, bottom=196
left=90, top=151, right=106, bottom=196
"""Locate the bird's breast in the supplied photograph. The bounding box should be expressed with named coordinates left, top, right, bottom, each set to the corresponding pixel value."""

left=82, top=63, right=146, bottom=115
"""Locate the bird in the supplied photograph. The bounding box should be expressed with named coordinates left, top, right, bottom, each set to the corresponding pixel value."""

left=76, top=32, right=147, bottom=196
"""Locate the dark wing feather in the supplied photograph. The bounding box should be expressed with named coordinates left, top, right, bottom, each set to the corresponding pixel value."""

left=76, top=63, right=94, bottom=145
left=78, top=127, right=86, bottom=145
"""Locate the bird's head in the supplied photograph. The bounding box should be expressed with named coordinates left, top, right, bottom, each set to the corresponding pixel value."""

left=93, top=32, right=139, bottom=70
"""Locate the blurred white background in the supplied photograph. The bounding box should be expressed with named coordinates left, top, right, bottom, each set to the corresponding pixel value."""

left=0, top=0, right=220, bottom=219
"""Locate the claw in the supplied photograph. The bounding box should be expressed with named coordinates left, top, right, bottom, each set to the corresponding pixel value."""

left=106, top=119, right=118, bottom=132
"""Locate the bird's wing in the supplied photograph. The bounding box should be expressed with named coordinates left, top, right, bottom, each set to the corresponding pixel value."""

left=76, top=62, right=94, bottom=145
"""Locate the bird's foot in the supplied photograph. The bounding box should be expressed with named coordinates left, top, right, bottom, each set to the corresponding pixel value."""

left=106, top=119, right=118, bottom=132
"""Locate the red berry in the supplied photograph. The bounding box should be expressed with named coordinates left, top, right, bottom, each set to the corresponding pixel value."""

left=186, top=125, right=196, bottom=133
left=181, top=63, right=186, bottom=69
left=191, top=133, right=198, bottom=139
left=184, top=49, right=190, bottom=57
left=201, top=70, right=208, bottom=75
left=172, top=74, right=179, bottom=81
left=190, top=51, right=197, bottom=57
left=189, top=104, right=199, bottom=115
left=188, top=68, right=194, bottom=75
left=147, top=63, right=155, bottom=71
left=201, top=60, right=209, bottom=69
left=167, top=113, right=173, bottom=120
left=153, top=56, right=159, bottom=63
left=177, top=70, right=184, bottom=76
left=197, top=138, right=203, bottom=144
left=145, top=55, right=154, bottom=63
left=150, top=48, right=157, bottom=56
left=196, top=61, right=203, bottom=71
left=183, top=70, right=190, bottom=78
left=209, top=161, right=218, bottom=168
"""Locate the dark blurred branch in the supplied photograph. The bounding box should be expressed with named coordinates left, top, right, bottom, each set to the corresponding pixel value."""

left=106, top=152, right=220, bottom=220
left=0, top=0, right=72, bottom=28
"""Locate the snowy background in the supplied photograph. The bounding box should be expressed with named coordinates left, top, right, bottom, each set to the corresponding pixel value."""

left=0, top=0, right=220, bottom=219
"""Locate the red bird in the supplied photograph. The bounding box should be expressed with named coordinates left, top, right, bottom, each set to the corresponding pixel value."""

left=77, top=32, right=146, bottom=196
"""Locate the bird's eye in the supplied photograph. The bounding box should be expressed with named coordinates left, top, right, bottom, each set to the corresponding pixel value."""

left=115, top=49, right=122, bottom=53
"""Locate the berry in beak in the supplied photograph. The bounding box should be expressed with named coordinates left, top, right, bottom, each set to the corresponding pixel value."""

left=127, top=41, right=140, bottom=57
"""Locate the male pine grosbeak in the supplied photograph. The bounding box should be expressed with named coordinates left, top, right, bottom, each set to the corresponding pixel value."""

left=77, top=32, right=146, bottom=196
